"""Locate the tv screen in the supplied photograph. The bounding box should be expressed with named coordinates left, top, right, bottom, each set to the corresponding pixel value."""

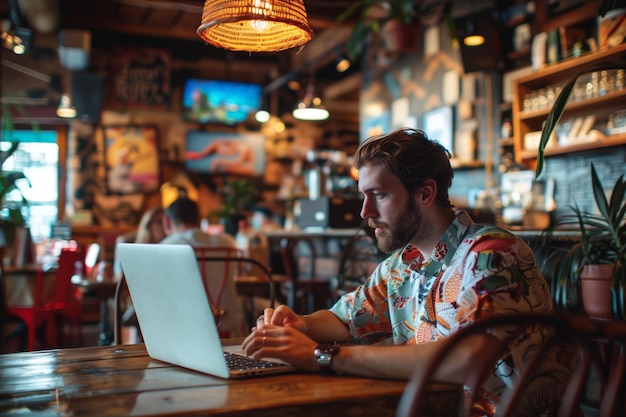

left=182, top=79, right=262, bottom=125
left=185, top=131, right=266, bottom=176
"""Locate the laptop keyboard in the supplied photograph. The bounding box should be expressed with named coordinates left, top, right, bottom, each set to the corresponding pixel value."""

left=224, top=352, right=288, bottom=370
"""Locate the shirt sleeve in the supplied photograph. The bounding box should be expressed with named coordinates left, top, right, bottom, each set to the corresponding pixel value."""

left=329, top=253, right=400, bottom=344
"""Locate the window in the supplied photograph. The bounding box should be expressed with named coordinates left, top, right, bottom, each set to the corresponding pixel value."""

left=1, top=130, right=59, bottom=242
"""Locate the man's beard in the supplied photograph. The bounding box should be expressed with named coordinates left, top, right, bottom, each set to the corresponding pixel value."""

left=373, top=197, right=422, bottom=253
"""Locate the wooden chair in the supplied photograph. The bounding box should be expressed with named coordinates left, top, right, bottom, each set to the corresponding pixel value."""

left=6, top=247, right=85, bottom=350
left=280, top=237, right=332, bottom=315
left=395, top=313, right=626, bottom=417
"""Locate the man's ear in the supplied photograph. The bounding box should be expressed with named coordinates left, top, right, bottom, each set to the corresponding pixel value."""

left=415, top=179, right=438, bottom=206
left=162, top=215, right=173, bottom=234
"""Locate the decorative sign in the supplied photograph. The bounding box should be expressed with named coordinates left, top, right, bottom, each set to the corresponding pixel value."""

left=108, top=48, right=170, bottom=110
left=103, top=125, right=160, bottom=194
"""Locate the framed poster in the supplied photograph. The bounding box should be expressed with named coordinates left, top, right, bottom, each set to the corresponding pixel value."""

left=422, top=106, right=454, bottom=154
left=185, top=131, right=265, bottom=176
left=103, top=125, right=160, bottom=194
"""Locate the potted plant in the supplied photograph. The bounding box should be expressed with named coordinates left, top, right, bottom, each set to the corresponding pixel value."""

left=212, top=177, right=256, bottom=236
left=0, top=140, right=31, bottom=254
left=338, top=0, right=446, bottom=63
left=549, top=163, right=625, bottom=320
left=532, top=1, right=625, bottom=319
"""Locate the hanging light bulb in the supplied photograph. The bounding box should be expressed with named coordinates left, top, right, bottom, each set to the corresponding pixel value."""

left=57, top=94, right=77, bottom=118
left=250, top=0, right=271, bottom=32
left=255, top=109, right=270, bottom=123
left=463, top=19, right=485, bottom=47
left=292, top=87, right=329, bottom=121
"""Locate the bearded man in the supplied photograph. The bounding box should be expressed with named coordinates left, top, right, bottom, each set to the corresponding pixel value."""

left=242, top=128, right=569, bottom=416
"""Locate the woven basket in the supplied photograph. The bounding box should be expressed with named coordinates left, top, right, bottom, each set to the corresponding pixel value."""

left=197, top=0, right=314, bottom=52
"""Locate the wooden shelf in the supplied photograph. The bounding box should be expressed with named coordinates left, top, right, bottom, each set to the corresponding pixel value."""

left=518, top=89, right=626, bottom=122
left=512, top=40, right=626, bottom=168
left=519, top=132, right=626, bottom=161
left=541, top=0, right=602, bottom=33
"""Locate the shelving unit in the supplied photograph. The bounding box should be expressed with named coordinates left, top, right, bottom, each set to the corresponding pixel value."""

left=512, top=42, right=626, bottom=168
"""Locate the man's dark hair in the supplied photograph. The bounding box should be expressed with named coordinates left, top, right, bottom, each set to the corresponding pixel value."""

left=354, top=128, right=453, bottom=207
left=165, top=197, right=200, bottom=226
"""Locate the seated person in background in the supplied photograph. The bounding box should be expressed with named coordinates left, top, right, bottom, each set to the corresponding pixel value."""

left=113, top=206, right=166, bottom=282
left=161, top=196, right=249, bottom=337
left=243, top=128, right=570, bottom=416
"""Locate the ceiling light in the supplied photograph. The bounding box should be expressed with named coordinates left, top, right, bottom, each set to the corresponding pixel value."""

left=463, top=20, right=485, bottom=47
left=197, top=0, right=314, bottom=52
left=292, top=84, right=329, bottom=121
left=57, top=94, right=77, bottom=118
left=255, top=109, right=270, bottom=123
left=336, top=56, right=351, bottom=73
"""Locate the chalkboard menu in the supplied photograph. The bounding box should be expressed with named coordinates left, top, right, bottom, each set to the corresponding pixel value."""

left=108, top=48, right=170, bottom=110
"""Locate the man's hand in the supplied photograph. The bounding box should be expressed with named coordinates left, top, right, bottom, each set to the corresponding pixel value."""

left=241, top=324, right=320, bottom=372
left=256, top=305, right=306, bottom=332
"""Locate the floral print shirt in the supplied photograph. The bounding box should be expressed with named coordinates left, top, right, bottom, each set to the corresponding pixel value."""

left=330, top=210, right=569, bottom=416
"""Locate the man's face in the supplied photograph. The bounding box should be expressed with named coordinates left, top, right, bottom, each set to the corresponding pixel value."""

left=358, top=163, right=422, bottom=253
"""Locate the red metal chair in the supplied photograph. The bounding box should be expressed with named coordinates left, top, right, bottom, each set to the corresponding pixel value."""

left=7, top=247, right=85, bottom=350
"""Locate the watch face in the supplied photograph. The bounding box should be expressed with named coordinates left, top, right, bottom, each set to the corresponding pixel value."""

left=315, top=342, right=340, bottom=369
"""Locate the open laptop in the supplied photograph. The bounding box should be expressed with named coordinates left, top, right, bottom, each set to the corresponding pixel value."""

left=118, top=243, right=295, bottom=379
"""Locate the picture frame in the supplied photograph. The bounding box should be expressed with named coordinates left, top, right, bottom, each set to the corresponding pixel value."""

left=423, top=106, right=454, bottom=154
left=185, top=131, right=265, bottom=176
left=103, top=125, right=160, bottom=194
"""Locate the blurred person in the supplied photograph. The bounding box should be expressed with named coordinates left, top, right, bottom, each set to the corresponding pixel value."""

left=161, top=197, right=249, bottom=337
left=113, top=206, right=166, bottom=282
left=242, top=128, right=570, bottom=417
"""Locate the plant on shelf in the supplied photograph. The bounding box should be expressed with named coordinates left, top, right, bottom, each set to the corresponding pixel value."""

left=338, top=0, right=450, bottom=63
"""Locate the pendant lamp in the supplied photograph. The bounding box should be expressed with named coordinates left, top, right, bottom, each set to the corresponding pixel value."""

left=197, top=0, right=314, bottom=52
left=57, top=94, right=76, bottom=118
left=292, top=83, right=329, bottom=121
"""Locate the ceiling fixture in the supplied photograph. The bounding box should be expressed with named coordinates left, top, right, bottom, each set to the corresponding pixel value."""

left=255, top=109, right=270, bottom=123
left=336, top=56, right=351, bottom=73
left=292, top=82, right=328, bottom=121
left=463, top=19, right=485, bottom=47
left=1, top=20, right=29, bottom=55
left=56, top=94, right=76, bottom=118
left=197, top=0, right=314, bottom=52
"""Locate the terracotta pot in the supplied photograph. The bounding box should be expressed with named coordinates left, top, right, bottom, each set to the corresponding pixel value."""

left=580, top=264, right=616, bottom=319
left=380, top=19, right=421, bottom=55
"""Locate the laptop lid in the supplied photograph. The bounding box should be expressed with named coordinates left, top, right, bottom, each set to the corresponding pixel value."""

left=118, top=243, right=293, bottom=379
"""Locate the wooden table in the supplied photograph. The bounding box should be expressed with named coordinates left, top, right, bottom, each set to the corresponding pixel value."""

left=0, top=341, right=462, bottom=417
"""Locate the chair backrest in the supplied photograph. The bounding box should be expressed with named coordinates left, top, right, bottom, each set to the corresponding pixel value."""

left=193, top=246, right=242, bottom=308
left=280, top=237, right=317, bottom=283
left=84, top=243, right=100, bottom=279
left=395, top=313, right=626, bottom=417
left=51, top=248, right=85, bottom=304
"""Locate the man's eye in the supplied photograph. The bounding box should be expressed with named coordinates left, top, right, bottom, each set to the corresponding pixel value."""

left=373, top=192, right=385, bottom=199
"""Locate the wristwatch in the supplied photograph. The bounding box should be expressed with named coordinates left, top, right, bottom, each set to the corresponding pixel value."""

left=314, top=342, right=340, bottom=373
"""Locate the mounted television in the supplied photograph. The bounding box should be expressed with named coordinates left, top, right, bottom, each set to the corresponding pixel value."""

left=182, top=79, right=262, bottom=125
left=185, top=131, right=265, bottom=176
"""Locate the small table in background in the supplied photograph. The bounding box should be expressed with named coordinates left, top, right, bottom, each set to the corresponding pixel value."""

left=73, top=279, right=117, bottom=345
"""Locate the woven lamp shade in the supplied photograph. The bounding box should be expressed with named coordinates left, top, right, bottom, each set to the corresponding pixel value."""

left=197, top=0, right=314, bottom=52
